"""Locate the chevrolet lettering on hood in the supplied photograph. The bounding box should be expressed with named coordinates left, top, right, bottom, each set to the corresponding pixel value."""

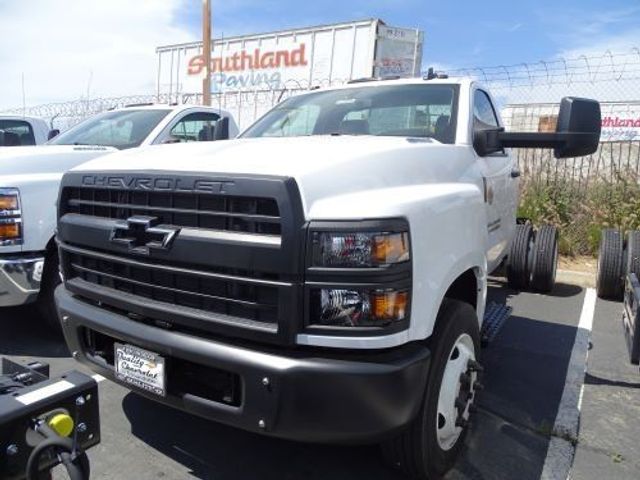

left=81, top=175, right=235, bottom=194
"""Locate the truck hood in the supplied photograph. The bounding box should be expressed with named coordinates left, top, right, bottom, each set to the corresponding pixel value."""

left=0, top=145, right=117, bottom=176
left=71, top=136, right=472, bottom=218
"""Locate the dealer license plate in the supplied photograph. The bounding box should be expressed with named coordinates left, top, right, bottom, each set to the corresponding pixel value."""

left=114, top=343, right=166, bottom=397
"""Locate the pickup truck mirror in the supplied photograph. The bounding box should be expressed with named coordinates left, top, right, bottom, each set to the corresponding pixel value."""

left=48, top=129, right=60, bottom=140
left=213, top=117, right=230, bottom=141
left=474, top=97, right=601, bottom=158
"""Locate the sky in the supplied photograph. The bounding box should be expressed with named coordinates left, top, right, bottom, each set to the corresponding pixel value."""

left=0, top=0, right=639, bottom=109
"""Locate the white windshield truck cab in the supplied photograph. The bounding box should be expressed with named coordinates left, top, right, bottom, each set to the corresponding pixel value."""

left=54, top=78, right=600, bottom=479
left=0, top=116, right=53, bottom=146
left=0, top=105, right=237, bottom=328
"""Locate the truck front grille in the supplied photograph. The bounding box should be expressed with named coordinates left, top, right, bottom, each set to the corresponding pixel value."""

left=61, top=187, right=281, bottom=235
left=57, top=172, right=305, bottom=345
left=66, top=248, right=280, bottom=326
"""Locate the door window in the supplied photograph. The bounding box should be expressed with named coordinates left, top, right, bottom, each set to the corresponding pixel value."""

left=473, top=90, right=499, bottom=127
left=0, top=120, right=36, bottom=146
left=169, top=112, right=221, bottom=142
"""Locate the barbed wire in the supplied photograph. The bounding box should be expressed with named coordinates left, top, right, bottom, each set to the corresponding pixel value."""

left=1, top=47, right=639, bottom=129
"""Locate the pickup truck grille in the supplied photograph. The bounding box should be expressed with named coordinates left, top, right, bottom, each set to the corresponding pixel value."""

left=57, top=172, right=305, bottom=345
left=66, top=247, right=279, bottom=326
left=60, top=187, right=281, bottom=235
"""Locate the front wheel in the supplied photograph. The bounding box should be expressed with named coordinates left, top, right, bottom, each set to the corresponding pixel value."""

left=381, top=299, right=482, bottom=479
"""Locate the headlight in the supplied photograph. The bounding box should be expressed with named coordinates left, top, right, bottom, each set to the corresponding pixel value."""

left=312, top=231, right=410, bottom=267
left=0, top=188, right=22, bottom=246
left=312, top=288, right=409, bottom=327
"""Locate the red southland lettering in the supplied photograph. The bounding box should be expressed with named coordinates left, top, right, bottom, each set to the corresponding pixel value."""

left=188, top=44, right=308, bottom=75
left=601, top=116, right=640, bottom=128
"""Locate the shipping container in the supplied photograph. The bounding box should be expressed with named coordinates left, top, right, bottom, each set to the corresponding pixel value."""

left=156, top=18, right=424, bottom=98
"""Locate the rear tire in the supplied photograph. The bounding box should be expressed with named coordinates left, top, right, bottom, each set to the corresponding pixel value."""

left=596, top=229, right=624, bottom=300
left=381, top=299, right=481, bottom=479
left=507, top=224, right=533, bottom=290
left=626, top=230, right=640, bottom=279
left=37, top=250, right=62, bottom=331
left=530, top=225, right=558, bottom=293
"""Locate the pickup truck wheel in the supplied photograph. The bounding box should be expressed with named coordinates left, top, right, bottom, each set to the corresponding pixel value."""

left=626, top=230, right=640, bottom=279
left=381, top=299, right=481, bottom=479
left=530, top=225, right=558, bottom=293
left=37, top=251, right=62, bottom=331
left=507, top=224, right=533, bottom=290
left=596, top=229, right=624, bottom=300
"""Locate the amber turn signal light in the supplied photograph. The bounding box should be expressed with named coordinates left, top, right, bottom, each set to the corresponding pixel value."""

left=0, top=222, right=20, bottom=240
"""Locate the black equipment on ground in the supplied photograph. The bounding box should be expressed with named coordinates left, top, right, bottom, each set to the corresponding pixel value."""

left=0, top=358, right=100, bottom=480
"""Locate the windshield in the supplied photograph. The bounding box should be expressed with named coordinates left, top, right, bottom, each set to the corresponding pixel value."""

left=241, top=84, right=458, bottom=143
left=50, top=109, right=171, bottom=149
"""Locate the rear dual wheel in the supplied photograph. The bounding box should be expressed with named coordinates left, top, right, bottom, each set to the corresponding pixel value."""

left=596, top=229, right=640, bottom=300
left=381, top=300, right=482, bottom=479
left=507, top=224, right=558, bottom=293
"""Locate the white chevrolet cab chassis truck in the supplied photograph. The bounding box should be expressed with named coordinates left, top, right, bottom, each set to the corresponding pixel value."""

left=0, top=105, right=237, bottom=329
left=54, top=78, right=600, bottom=479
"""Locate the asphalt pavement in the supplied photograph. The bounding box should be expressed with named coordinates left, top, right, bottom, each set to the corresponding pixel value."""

left=0, top=280, right=638, bottom=480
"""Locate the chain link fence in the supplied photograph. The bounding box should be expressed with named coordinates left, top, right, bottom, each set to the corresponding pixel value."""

left=3, top=48, right=640, bottom=254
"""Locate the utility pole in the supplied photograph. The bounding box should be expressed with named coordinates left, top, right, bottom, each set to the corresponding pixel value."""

left=202, top=0, right=212, bottom=106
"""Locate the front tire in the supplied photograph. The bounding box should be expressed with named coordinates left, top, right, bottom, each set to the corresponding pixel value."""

left=37, top=250, right=62, bottom=331
left=381, top=299, right=481, bottom=479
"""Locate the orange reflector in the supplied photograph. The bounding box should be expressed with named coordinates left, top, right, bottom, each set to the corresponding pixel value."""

left=0, top=222, right=20, bottom=240
left=372, top=233, right=410, bottom=264
left=371, top=290, right=409, bottom=321
left=0, top=195, right=18, bottom=211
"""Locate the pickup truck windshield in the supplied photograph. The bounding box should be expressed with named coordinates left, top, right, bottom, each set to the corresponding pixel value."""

left=50, top=109, right=170, bottom=149
left=241, top=84, right=458, bottom=143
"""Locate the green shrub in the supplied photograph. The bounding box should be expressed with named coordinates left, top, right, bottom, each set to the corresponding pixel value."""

left=518, top=171, right=640, bottom=256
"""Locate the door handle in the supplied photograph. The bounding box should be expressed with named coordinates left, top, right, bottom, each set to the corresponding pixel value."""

left=510, top=169, right=521, bottom=178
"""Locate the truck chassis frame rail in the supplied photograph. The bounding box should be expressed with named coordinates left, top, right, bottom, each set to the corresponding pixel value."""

left=623, top=273, right=640, bottom=368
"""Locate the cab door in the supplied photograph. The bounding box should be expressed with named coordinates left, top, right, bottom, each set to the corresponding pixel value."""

left=472, top=88, right=517, bottom=271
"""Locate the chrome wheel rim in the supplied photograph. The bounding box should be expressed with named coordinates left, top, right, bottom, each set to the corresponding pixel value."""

left=436, top=333, right=476, bottom=451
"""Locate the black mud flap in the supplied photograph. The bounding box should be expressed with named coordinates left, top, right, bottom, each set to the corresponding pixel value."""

left=623, top=273, right=640, bottom=366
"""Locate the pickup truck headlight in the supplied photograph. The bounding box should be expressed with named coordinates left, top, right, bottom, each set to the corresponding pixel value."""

left=312, top=288, right=409, bottom=327
left=0, top=188, right=22, bottom=246
left=312, top=231, right=410, bottom=267
left=306, top=220, right=412, bottom=332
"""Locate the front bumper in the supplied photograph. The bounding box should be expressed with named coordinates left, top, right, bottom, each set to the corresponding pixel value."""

left=56, top=286, right=431, bottom=444
left=0, top=253, right=44, bottom=307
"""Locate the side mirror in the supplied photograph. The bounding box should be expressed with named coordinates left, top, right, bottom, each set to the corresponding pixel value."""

left=48, top=129, right=60, bottom=140
left=474, top=97, right=601, bottom=158
left=553, top=97, right=601, bottom=158
left=213, top=117, right=230, bottom=141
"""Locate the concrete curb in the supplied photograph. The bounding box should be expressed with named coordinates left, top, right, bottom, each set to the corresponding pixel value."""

left=557, top=269, right=595, bottom=288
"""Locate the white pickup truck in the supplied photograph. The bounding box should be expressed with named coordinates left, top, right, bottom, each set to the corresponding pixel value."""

left=0, top=115, right=55, bottom=146
left=54, top=77, right=599, bottom=479
left=0, top=104, right=238, bottom=328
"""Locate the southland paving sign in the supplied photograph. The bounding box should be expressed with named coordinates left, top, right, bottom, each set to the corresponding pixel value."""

left=186, top=44, right=309, bottom=92
left=156, top=19, right=423, bottom=95
left=600, top=110, right=640, bottom=142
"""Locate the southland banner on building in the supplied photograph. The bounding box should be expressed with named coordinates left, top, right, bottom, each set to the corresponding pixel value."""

left=156, top=19, right=424, bottom=95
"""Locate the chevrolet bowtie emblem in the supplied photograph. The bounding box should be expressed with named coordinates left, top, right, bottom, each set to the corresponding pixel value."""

left=110, top=216, right=180, bottom=255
